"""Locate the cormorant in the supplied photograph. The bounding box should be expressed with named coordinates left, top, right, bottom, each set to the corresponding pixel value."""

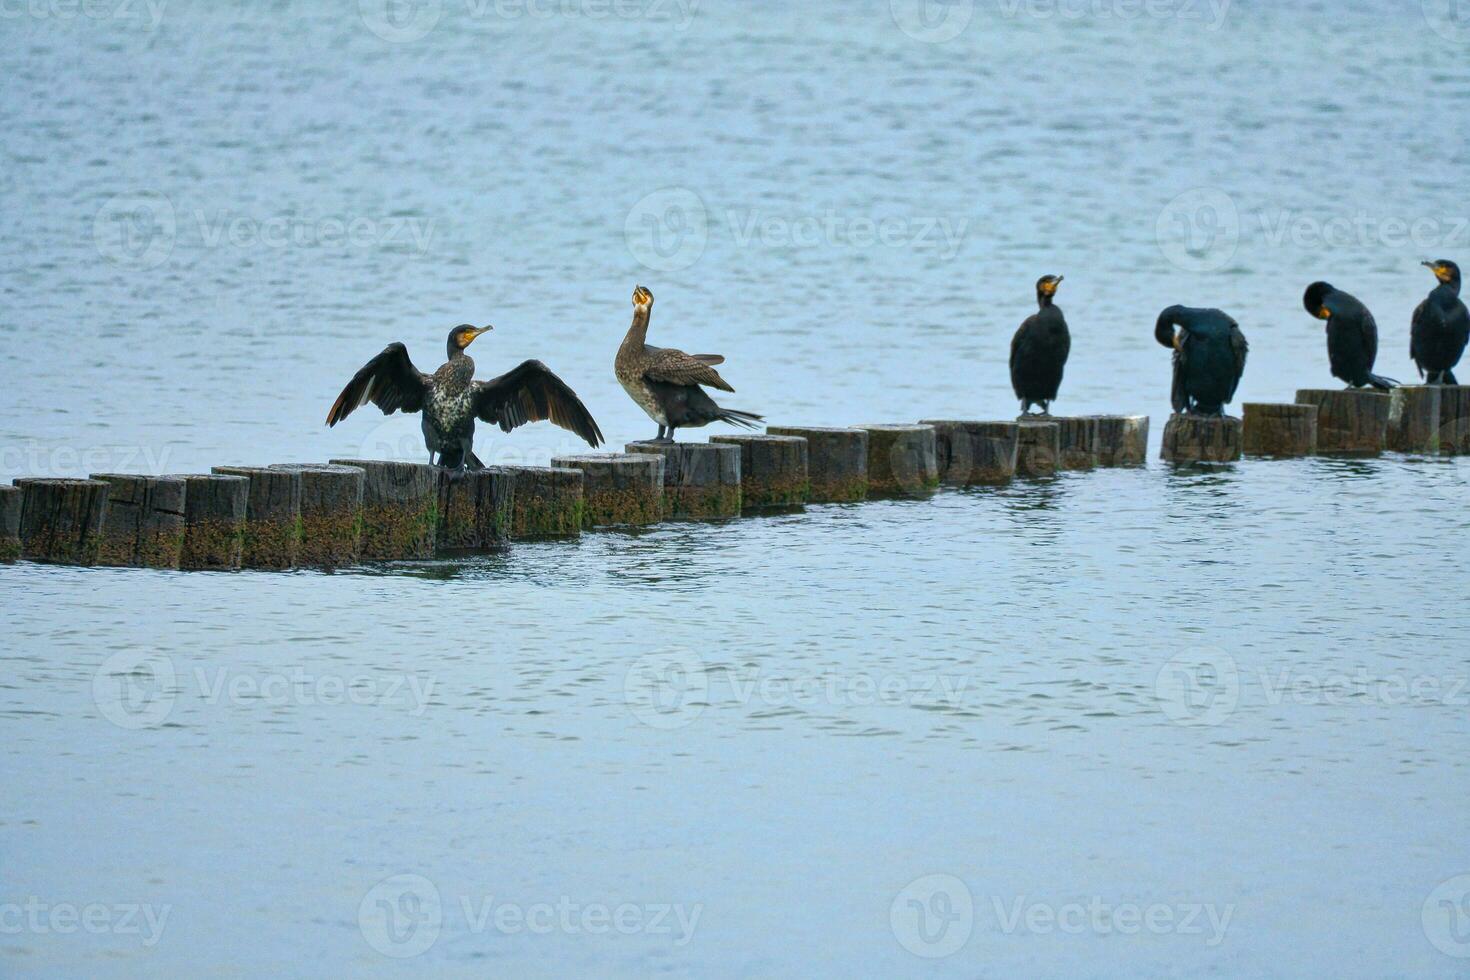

left=326, top=324, right=603, bottom=470
left=1009, top=274, right=1070, bottom=415
left=1410, top=259, right=1469, bottom=385
left=1303, top=282, right=1397, bottom=390
left=1154, top=306, right=1248, bottom=415
left=615, top=286, right=762, bottom=442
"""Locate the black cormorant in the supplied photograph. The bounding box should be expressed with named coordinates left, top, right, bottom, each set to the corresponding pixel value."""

left=1303, top=281, right=1396, bottom=390
left=326, top=324, right=603, bottom=470
left=1009, top=274, right=1070, bottom=416
left=1411, top=260, right=1469, bottom=384
left=1154, top=306, right=1248, bottom=415
left=615, top=286, right=763, bottom=442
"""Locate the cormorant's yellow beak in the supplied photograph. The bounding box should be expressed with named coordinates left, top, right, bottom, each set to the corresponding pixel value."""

left=467, top=326, right=492, bottom=346
left=1318, top=306, right=1331, bottom=320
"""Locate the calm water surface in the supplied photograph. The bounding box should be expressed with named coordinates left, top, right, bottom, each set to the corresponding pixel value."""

left=2, top=1, right=1469, bottom=976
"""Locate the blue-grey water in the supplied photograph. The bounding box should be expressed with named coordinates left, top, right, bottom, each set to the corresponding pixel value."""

left=3, top=1, right=1470, bottom=976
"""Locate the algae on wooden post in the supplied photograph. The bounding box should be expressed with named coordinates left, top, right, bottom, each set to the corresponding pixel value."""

left=625, top=442, right=741, bottom=519
left=765, top=426, right=868, bottom=502
left=91, top=473, right=187, bottom=568
left=551, top=453, right=664, bottom=526
left=14, top=478, right=110, bottom=566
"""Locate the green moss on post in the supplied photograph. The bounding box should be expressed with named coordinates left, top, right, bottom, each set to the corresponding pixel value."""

left=551, top=453, right=665, bottom=527
left=176, top=474, right=248, bottom=570
left=857, top=425, right=938, bottom=497
left=330, top=459, right=440, bottom=559
left=625, top=441, right=742, bottom=519
left=437, top=467, right=515, bottom=549
left=14, top=478, right=110, bottom=566
left=269, top=464, right=365, bottom=567
left=0, top=486, right=19, bottom=562
left=500, top=466, right=584, bottom=539
left=91, top=474, right=187, bottom=568
left=765, top=426, right=868, bottom=502
left=919, top=420, right=1017, bottom=486
left=212, top=466, right=301, bottom=569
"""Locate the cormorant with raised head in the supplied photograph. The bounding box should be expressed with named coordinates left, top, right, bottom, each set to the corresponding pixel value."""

left=1154, top=306, right=1248, bottom=415
left=326, top=324, right=603, bottom=470
left=615, top=286, right=763, bottom=442
left=1303, top=281, right=1396, bottom=390
left=1009, top=274, right=1070, bottom=416
left=1411, top=259, right=1469, bottom=385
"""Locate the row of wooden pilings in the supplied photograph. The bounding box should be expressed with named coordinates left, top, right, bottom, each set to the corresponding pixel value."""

left=1, top=389, right=1465, bottom=570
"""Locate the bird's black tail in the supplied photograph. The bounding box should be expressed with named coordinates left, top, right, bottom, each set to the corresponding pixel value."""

left=716, top=408, right=764, bottom=430
left=1365, top=373, right=1400, bottom=390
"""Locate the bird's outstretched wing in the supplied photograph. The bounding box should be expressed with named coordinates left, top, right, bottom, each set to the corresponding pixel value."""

left=643, top=346, right=736, bottom=392
left=472, top=359, right=604, bottom=447
left=326, top=343, right=429, bottom=426
left=1227, top=317, right=1249, bottom=400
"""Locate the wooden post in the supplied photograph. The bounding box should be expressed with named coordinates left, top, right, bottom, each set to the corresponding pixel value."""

left=1160, top=414, right=1242, bottom=462
left=91, top=474, right=187, bottom=568
left=330, top=459, right=439, bottom=559
left=1014, top=420, right=1061, bottom=477
left=269, top=464, right=365, bottom=567
left=709, top=435, right=810, bottom=507
left=1294, top=389, right=1390, bottom=454
left=1387, top=386, right=1441, bottom=454
left=437, top=467, right=515, bottom=549
left=765, top=426, right=868, bottom=502
left=626, top=442, right=742, bottom=519
left=1054, top=417, right=1100, bottom=470
left=1437, top=386, right=1470, bottom=455
left=0, top=485, right=19, bottom=562
left=919, top=420, right=1017, bottom=486
left=500, top=466, right=584, bottom=539
left=856, top=424, right=938, bottom=497
left=176, top=474, right=248, bottom=570
left=210, top=467, right=302, bottom=569
left=14, top=478, right=109, bottom=565
left=1088, top=415, right=1150, bottom=467
left=551, top=453, right=665, bottom=526
left=1242, top=404, right=1318, bottom=457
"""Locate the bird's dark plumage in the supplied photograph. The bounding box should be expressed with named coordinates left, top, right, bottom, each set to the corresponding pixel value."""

left=1411, top=260, right=1469, bottom=385
left=1303, top=282, right=1396, bottom=390
left=1154, top=306, right=1248, bottom=415
left=326, top=324, right=602, bottom=470
left=1010, top=275, right=1070, bottom=416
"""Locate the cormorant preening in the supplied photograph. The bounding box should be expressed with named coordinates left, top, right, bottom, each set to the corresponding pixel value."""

left=1009, top=274, right=1070, bottom=416
left=1303, top=282, right=1397, bottom=390
left=1410, top=260, right=1469, bottom=385
left=1154, top=306, right=1248, bottom=415
left=326, top=324, right=603, bottom=470
left=615, top=286, right=763, bottom=442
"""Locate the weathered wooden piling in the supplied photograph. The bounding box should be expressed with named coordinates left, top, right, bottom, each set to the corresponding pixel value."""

left=626, top=442, right=742, bottom=519
left=499, top=466, right=584, bottom=539
left=436, top=467, right=515, bottom=549
left=918, top=420, right=1018, bottom=486
left=1294, top=389, right=1390, bottom=454
left=1087, top=415, right=1150, bottom=467
left=551, top=453, right=665, bottom=526
left=1014, top=419, right=1061, bottom=477
left=91, top=474, right=187, bottom=568
left=1054, top=417, right=1100, bottom=470
left=708, top=435, right=810, bottom=507
left=14, top=478, right=109, bottom=565
left=1242, top=404, right=1318, bottom=457
left=1387, top=386, right=1441, bottom=454
left=1160, top=414, right=1242, bottom=463
left=856, top=424, right=938, bottom=497
left=268, top=464, right=365, bottom=567
left=1437, top=386, right=1470, bottom=455
left=329, top=459, right=439, bottom=559
left=210, top=467, right=301, bottom=569
left=0, top=485, right=20, bottom=562
left=765, top=426, right=868, bottom=502
left=176, top=474, right=248, bottom=570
